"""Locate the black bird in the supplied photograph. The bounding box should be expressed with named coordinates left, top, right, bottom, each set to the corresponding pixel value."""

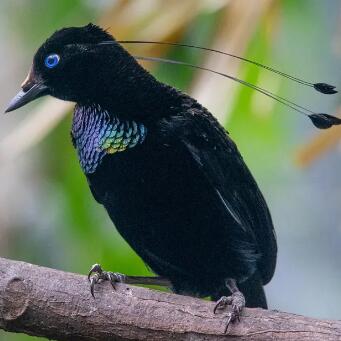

left=5, top=24, right=339, bottom=330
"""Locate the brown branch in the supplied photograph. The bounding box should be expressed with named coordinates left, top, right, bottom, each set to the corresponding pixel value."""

left=0, top=257, right=340, bottom=340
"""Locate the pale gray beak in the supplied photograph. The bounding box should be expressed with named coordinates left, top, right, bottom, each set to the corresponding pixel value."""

left=5, top=68, right=49, bottom=113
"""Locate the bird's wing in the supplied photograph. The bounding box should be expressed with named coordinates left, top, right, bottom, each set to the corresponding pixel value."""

left=158, top=109, right=277, bottom=284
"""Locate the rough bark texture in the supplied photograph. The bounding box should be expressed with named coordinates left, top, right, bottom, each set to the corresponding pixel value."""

left=0, top=257, right=340, bottom=340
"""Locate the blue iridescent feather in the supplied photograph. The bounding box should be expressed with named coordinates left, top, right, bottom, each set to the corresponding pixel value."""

left=71, top=104, right=147, bottom=173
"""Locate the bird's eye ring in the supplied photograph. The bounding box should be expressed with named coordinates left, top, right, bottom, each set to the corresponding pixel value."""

left=44, top=54, right=60, bottom=69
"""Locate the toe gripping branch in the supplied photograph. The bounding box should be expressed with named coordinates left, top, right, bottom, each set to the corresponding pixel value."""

left=87, top=263, right=171, bottom=298
left=214, top=292, right=245, bottom=333
left=88, top=264, right=246, bottom=334
left=213, top=279, right=246, bottom=333
left=88, top=264, right=126, bottom=298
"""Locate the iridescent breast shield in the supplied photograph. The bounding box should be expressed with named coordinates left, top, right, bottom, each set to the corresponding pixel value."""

left=71, top=105, right=147, bottom=173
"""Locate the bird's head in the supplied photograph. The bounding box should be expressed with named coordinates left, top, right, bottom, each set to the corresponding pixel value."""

left=5, top=23, right=159, bottom=114
left=5, top=24, right=341, bottom=128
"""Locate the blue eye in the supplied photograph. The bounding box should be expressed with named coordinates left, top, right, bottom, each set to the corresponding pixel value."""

left=44, top=54, right=60, bottom=68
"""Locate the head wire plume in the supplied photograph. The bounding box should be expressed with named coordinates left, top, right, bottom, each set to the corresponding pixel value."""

left=98, top=40, right=340, bottom=129
left=115, top=40, right=337, bottom=95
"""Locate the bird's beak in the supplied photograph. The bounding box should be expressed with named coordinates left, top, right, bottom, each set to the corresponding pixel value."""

left=5, top=69, right=49, bottom=113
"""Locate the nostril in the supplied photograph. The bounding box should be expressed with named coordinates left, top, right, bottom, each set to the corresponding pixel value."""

left=21, top=76, right=30, bottom=89
left=21, top=66, right=34, bottom=91
left=22, top=82, right=33, bottom=93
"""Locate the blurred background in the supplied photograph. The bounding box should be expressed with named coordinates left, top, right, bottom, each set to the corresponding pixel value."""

left=0, top=0, right=341, bottom=339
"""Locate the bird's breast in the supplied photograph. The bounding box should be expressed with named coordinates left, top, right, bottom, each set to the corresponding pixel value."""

left=71, top=104, right=147, bottom=174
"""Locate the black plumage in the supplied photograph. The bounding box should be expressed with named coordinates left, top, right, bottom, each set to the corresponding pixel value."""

left=6, top=24, right=278, bottom=321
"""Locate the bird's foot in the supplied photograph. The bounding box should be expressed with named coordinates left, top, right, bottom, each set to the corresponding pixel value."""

left=88, top=263, right=126, bottom=298
left=213, top=291, right=245, bottom=333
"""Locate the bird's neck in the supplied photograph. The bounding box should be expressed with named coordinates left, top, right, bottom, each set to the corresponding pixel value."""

left=96, top=80, right=183, bottom=121
left=78, top=47, right=187, bottom=121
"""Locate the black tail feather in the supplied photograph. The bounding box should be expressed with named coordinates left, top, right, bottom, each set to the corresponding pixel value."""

left=239, top=272, right=267, bottom=309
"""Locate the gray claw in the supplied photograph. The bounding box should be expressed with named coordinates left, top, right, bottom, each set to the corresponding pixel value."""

left=88, top=263, right=103, bottom=282
left=87, top=263, right=126, bottom=298
left=213, top=296, right=232, bottom=314
left=213, top=292, right=245, bottom=334
left=224, top=304, right=242, bottom=333
left=224, top=313, right=233, bottom=333
left=90, top=276, right=97, bottom=298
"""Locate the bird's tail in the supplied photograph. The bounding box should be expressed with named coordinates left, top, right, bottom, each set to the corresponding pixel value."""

left=239, top=272, right=267, bottom=309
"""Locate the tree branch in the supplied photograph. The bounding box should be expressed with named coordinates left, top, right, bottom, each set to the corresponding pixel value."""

left=0, top=257, right=340, bottom=340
